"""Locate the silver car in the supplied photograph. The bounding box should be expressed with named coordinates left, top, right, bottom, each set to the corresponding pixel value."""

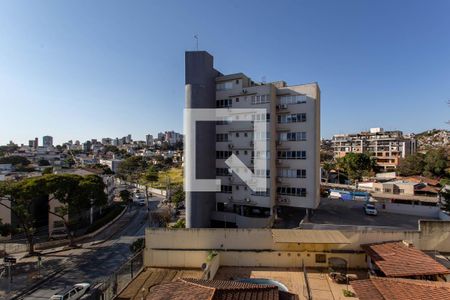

left=50, top=283, right=90, bottom=300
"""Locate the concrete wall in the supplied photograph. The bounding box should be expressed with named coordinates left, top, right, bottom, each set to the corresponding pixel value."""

left=381, top=202, right=440, bottom=217
left=185, top=51, right=219, bottom=228
left=145, top=221, right=450, bottom=269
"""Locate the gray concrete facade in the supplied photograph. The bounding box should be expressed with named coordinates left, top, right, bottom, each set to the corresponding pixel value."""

left=185, top=51, right=219, bottom=228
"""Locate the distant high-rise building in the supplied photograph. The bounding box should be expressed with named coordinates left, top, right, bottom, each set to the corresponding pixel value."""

left=82, top=140, right=92, bottom=152
left=126, top=134, right=132, bottom=144
left=102, top=138, right=112, bottom=145
left=146, top=134, right=154, bottom=146
left=185, top=51, right=321, bottom=228
left=43, top=135, right=53, bottom=147
left=34, top=137, right=38, bottom=149
left=332, top=128, right=417, bottom=171
left=157, top=132, right=165, bottom=141
left=112, top=138, right=119, bottom=146
left=28, top=140, right=34, bottom=148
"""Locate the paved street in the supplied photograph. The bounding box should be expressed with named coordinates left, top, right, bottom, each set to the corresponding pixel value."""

left=309, top=198, right=433, bottom=229
left=0, top=197, right=160, bottom=300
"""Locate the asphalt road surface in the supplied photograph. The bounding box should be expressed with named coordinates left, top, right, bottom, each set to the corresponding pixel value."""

left=21, top=199, right=159, bottom=300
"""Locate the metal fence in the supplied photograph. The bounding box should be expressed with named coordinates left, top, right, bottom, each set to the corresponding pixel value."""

left=90, top=250, right=144, bottom=300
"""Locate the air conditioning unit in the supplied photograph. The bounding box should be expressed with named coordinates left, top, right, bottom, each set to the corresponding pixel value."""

left=277, top=159, right=283, bottom=165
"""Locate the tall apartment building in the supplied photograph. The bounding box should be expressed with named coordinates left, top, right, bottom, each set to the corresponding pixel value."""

left=42, top=135, right=53, bottom=147
left=332, top=128, right=416, bottom=170
left=185, top=51, right=320, bottom=228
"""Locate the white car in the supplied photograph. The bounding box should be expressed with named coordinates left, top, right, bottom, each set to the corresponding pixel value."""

left=50, top=283, right=90, bottom=300
left=363, top=203, right=378, bottom=216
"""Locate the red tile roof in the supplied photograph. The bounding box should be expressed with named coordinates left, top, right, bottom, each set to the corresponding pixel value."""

left=363, top=241, right=450, bottom=277
left=352, top=277, right=450, bottom=300
left=147, top=278, right=299, bottom=300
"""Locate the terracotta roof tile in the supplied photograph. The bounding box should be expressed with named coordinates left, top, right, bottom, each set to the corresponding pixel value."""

left=147, top=278, right=299, bottom=300
left=363, top=241, right=450, bottom=277
left=352, top=278, right=450, bottom=300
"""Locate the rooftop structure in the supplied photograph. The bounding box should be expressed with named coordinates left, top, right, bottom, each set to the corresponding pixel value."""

left=332, top=128, right=416, bottom=170
left=352, top=277, right=450, bottom=300
left=362, top=241, right=450, bottom=279
left=185, top=51, right=320, bottom=228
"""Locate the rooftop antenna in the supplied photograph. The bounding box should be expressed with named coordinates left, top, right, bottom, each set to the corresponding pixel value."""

left=194, top=34, right=199, bottom=51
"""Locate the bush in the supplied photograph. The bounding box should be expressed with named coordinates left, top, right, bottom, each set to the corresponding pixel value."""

left=85, top=205, right=125, bottom=234
left=342, top=289, right=355, bottom=297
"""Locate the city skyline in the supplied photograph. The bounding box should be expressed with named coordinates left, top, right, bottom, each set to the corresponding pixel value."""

left=1, top=1, right=450, bottom=145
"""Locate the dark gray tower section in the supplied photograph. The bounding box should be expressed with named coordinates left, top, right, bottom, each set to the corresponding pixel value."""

left=185, top=51, right=218, bottom=228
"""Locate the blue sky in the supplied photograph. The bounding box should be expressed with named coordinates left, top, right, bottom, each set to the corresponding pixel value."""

left=1, top=0, right=449, bottom=145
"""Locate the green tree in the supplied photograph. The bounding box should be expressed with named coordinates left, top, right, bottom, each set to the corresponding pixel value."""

left=424, top=147, right=448, bottom=177
left=140, top=166, right=158, bottom=199
left=45, top=174, right=107, bottom=246
left=38, top=159, right=51, bottom=166
left=339, top=153, right=375, bottom=182
left=0, top=155, right=31, bottom=166
left=398, top=153, right=425, bottom=176
left=117, top=156, right=148, bottom=182
left=171, top=188, right=185, bottom=208
left=42, top=167, right=53, bottom=175
left=0, top=179, right=45, bottom=254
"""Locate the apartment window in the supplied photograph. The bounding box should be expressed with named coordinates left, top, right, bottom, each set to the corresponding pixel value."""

left=277, top=151, right=306, bottom=160
left=216, top=99, right=232, bottom=108
left=235, top=150, right=239, bottom=155
left=252, top=189, right=270, bottom=197
left=277, top=187, right=307, bottom=197
left=235, top=79, right=239, bottom=84
left=244, top=150, right=248, bottom=155
left=216, top=81, right=233, bottom=91
left=252, top=113, right=270, bottom=122
left=399, top=189, right=405, bottom=194
left=255, top=169, right=270, bottom=178
left=216, top=151, right=232, bottom=159
left=278, top=113, right=306, bottom=124
left=254, top=131, right=270, bottom=140
left=216, top=133, right=229, bottom=142
left=383, top=188, right=392, bottom=193
left=278, top=169, right=306, bottom=178
left=315, top=254, right=326, bottom=263
left=216, top=116, right=232, bottom=125
left=251, top=94, right=270, bottom=105
left=244, top=132, right=248, bottom=137
left=216, top=168, right=231, bottom=176
left=279, top=132, right=307, bottom=142
left=220, top=185, right=232, bottom=193
left=236, top=97, right=239, bottom=102
left=236, top=132, right=240, bottom=138
left=280, top=95, right=307, bottom=105
left=236, top=186, right=239, bottom=190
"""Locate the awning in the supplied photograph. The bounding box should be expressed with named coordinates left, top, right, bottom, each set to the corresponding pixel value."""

left=272, top=229, right=351, bottom=244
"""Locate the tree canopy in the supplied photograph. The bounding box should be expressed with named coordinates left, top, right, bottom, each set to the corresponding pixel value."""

left=0, top=155, right=31, bottom=166
left=398, top=147, right=449, bottom=178
left=337, top=153, right=375, bottom=181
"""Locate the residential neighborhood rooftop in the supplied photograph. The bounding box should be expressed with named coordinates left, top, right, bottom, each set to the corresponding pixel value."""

left=352, top=277, right=450, bottom=300
left=362, top=241, right=450, bottom=277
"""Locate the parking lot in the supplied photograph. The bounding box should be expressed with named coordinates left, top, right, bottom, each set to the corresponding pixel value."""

left=309, top=198, right=433, bottom=230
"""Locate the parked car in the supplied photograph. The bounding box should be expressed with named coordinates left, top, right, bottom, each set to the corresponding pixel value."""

left=363, top=203, right=378, bottom=216
left=50, top=283, right=90, bottom=300
left=49, top=228, right=68, bottom=240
